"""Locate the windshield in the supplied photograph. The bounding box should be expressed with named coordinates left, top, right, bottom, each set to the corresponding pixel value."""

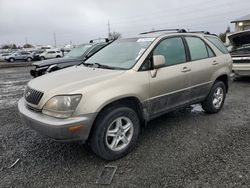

left=84, top=38, right=154, bottom=69
left=65, top=45, right=92, bottom=58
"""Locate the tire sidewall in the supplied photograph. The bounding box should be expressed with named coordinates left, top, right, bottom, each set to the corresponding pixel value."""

left=205, top=81, right=226, bottom=113
left=91, top=107, right=140, bottom=160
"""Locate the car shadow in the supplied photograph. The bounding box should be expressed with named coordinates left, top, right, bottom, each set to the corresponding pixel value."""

left=233, top=76, right=250, bottom=83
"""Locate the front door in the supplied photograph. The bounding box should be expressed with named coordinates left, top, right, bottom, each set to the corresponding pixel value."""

left=148, top=36, right=191, bottom=118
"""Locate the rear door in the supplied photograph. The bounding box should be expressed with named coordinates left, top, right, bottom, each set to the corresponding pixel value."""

left=183, top=36, right=217, bottom=101
left=148, top=36, right=191, bottom=117
left=49, top=51, right=55, bottom=58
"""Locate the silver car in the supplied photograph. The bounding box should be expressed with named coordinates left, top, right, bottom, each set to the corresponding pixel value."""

left=5, top=51, right=33, bottom=62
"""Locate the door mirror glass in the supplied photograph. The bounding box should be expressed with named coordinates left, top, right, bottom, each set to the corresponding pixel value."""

left=153, top=55, right=166, bottom=69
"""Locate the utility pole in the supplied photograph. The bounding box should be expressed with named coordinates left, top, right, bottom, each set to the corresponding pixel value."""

left=53, top=32, right=57, bottom=47
left=108, top=20, right=111, bottom=39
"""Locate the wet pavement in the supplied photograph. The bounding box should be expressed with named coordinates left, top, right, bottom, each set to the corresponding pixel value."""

left=0, top=67, right=250, bottom=187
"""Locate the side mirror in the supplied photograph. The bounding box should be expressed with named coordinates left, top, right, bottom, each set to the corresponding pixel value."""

left=153, top=55, right=166, bottom=69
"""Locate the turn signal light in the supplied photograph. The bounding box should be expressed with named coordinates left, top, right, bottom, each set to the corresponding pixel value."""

left=68, top=125, right=84, bottom=133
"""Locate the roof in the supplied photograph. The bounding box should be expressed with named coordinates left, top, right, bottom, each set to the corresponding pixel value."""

left=231, top=14, right=250, bottom=23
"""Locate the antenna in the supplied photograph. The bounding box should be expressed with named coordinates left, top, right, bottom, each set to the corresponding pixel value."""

left=53, top=32, right=57, bottom=47
left=108, top=20, right=111, bottom=38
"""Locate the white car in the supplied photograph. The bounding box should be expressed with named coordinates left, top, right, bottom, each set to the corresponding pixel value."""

left=39, top=49, right=63, bottom=60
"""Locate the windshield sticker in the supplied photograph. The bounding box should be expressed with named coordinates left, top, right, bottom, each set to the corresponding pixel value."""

left=137, top=38, right=155, bottom=42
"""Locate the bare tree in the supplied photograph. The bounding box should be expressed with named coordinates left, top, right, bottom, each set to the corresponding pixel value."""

left=219, top=26, right=231, bottom=43
left=23, top=44, right=34, bottom=48
left=109, top=32, right=122, bottom=40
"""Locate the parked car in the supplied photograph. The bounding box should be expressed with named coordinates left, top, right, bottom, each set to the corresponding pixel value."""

left=5, top=51, right=33, bottom=62
left=39, top=49, right=63, bottom=60
left=30, top=41, right=110, bottom=77
left=0, top=52, right=11, bottom=61
left=228, top=30, right=250, bottom=77
left=18, top=30, right=232, bottom=160
left=31, top=49, right=45, bottom=61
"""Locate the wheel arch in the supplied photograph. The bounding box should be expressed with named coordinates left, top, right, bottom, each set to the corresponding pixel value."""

left=215, top=74, right=228, bottom=92
left=87, top=96, right=146, bottom=141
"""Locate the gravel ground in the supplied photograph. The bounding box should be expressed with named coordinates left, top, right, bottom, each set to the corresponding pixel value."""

left=0, top=67, right=249, bottom=187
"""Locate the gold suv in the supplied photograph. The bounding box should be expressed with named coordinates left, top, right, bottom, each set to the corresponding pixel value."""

left=18, top=30, right=232, bottom=160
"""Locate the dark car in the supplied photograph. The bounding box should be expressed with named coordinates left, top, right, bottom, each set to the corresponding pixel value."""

left=31, top=50, right=45, bottom=61
left=30, top=41, right=111, bottom=77
left=228, top=30, right=250, bottom=76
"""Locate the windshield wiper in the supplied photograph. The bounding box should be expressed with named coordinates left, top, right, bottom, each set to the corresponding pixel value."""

left=78, top=61, right=91, bottom=67
left=90, top=63, right=116, bottom=70
left=79, top=62, right=126, bottom=70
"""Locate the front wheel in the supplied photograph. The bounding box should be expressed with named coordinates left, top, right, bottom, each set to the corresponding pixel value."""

left=90, top=106, right=140, bottom=160
left=9, top=58, right=15, bottom=62
left=26, top=57, right=32, bottom=62
left=202, top=81, right=226, bottom=114
left=40, top=56, right=45, bottom=61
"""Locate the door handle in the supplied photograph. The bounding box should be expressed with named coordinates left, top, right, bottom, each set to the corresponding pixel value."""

left=181, top=67, right=191, bottom=72
left=212, top=60, right=219, bottom=65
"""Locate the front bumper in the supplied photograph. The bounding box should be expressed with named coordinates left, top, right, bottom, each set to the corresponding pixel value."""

left=30, top=66, right=48, bottom=77
left=18, top=98, right=97, bottom=143
left=233, top=63, right=250, bottom=76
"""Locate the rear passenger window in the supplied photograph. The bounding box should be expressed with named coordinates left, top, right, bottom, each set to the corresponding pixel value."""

left=153, top=37, right=186, bottom=66
left=185, top=37, right=210, bottom=61
left=205, top=36, right=229, bottom=54
left=207, top=46, right=215, bottom=57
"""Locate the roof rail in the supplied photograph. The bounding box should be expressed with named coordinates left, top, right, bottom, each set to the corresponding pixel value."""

left=188, top=31, right=211, bottom=34
left=188, top=31, right=217, bottom=36
left=140, top=29, right=187, bottom=35
left=89, top=38, right=109, bottom=43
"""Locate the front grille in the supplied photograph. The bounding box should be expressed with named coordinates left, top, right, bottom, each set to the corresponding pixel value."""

left=24, top=87, right=44, bottom=105
left=233, top=59, right=250, bottom=63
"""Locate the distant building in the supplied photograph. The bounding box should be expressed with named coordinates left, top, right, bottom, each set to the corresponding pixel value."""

left=231, top=14, right=250, bottom=32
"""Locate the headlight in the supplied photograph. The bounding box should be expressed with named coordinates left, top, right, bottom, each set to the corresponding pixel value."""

left=42, top=95, right=82, bottom=118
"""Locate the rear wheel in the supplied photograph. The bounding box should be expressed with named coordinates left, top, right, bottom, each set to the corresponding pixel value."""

left=40, top=56, right=45, bottom=60
left=202, top=81, right=226, bottom=114
left=90, top=106, right=140, bottom=160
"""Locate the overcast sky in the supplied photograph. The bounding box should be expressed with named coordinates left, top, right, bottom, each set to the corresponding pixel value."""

left=0, top=0, right=249, bottom=47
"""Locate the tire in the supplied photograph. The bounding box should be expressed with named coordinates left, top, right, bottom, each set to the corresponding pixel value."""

left=26, top=57, right=32, bottom=62
left=56, top=55, right=61, bottom=58
left=9, top=58, right=15, bottom=62
left=202, top=81, right=226, bottom=114
left=90, top=106, right=140, bottom=160
left=40, top=56, right=45, bottom=60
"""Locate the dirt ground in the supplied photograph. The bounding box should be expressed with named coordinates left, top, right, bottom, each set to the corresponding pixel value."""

left=0, top=67, right=249, bottom=187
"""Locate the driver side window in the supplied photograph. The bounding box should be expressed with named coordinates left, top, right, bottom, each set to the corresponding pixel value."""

left=153, top=37, right=186, bottom=66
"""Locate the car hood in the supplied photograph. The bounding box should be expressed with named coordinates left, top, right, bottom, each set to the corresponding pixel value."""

left=28, top=66, right=125, bottom=96
left=32, top=57, right=81, bottom=67
left=228, top=30, right=250, bottom=47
